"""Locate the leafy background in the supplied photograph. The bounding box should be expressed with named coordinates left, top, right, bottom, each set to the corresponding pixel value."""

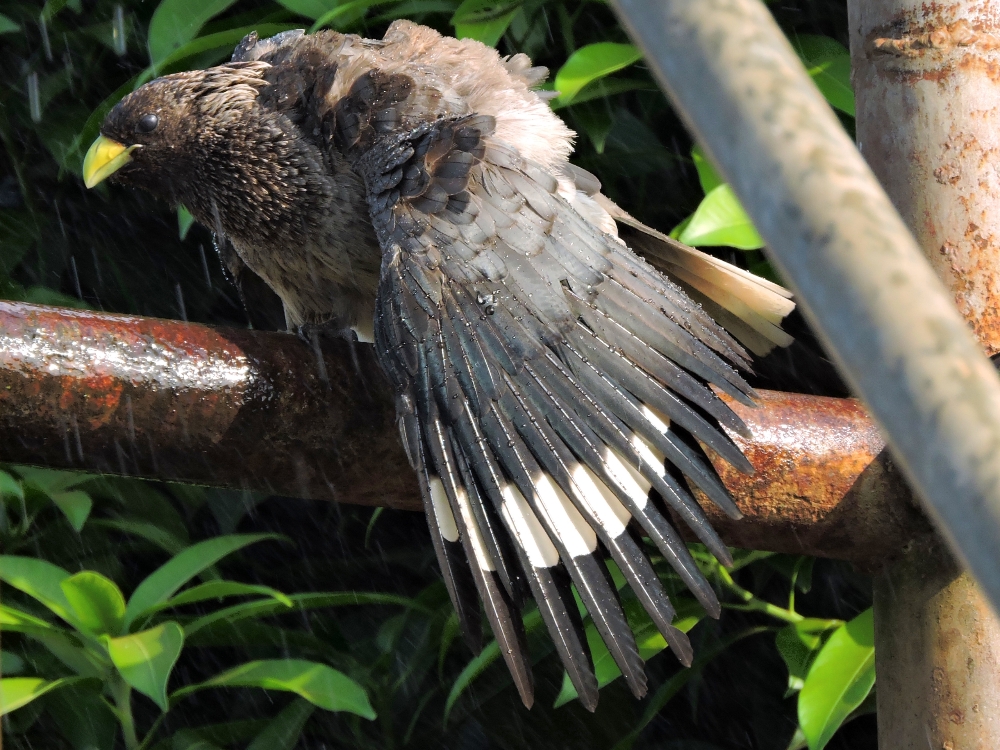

left=0, top=0, right=875, bottom=748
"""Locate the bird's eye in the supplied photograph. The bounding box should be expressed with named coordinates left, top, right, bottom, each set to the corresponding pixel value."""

left=136, top=113, right=159, bottom=133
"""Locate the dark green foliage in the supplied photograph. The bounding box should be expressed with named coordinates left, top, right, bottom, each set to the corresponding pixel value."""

left=1, top=0, right=873, bottom=747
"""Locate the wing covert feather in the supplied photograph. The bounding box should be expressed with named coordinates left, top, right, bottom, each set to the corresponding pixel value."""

left=344, top=95, right=769, bottom=707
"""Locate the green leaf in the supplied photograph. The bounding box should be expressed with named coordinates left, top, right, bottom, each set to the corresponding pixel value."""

left=173, top=660, right=376, bottom=719
left=371, top=0, right=460, bottom=21
left=61, top=571, right=127, bottom=636
left=0, top=677, right=83, bottom=716
left=246, top=697, right=315, bottom=750
left=678, top=183, right=764, bottom=249
left=553, top=598, right=704, bottom=708
left=1, top=606, right=108, bottom=677
left=669, top=214, right=693, bottom=240
left=0, top=556, right=76, bottom=624
left=775, top=618, right=841, bottom=696
left=0, top=470, right=24, bottom=501
left=612, top=626, right=773, bottom=750
left=178, top=205, right=196, bottom=240
left=147, top=0, right=240, bottom=66
left=158, top=580, right=292, bottom=610
left=183, top=590, right=418, bottom=637
left=551, top=78, right=654, bottom=111
left=276, top=0, right=334, bottom=20
left=139, top=24, right=301, bottom=83
left=451, top=0, right=520, bottom=23
left=0, top=13, right=20, bottom=34
left=0, top=604, right=61, bottom=634
left=123, top=533, right=285, bottom=629
left=89, top=518, right=188, bottom=555
left=554, top=43, right=642, bottom=107
left=40, top=0, right=79, bottom=22
left=171, top=732, right=225, bottom=750
left=1, top=651, right=26, bottom=675
left=452, top=0, right=519, bottom=47
left=44, top=681, right=119, bottom=750
left=310, top=0, right=402, bottom=29
left=793, top=34, right=855, bottom=117
left=104, top=622, right=185, bottom=711
left=691, top=144, right=723, bottom=195
left=169, top=719, right=270, bottom=748
left=438, top=611, right=461, bottom=676
left=445, top=608, right=544, bottom=721
left=798, top=608, right=875, bottom=750
left=17, top=467, right=90, bottom=495
left=364, top=507, right=384, bottom=549
left=50, top=490, right=92, bottom=532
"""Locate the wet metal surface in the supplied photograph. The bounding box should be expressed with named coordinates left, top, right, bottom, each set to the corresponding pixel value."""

left=704, top=390, right=929, bottom=569
left=0, top=300, right=929, bottom=564
left=0, top=300, right=419, bottom=510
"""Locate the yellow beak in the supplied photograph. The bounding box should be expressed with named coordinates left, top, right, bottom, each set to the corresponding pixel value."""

left=82, top=135, right=139, bottom=188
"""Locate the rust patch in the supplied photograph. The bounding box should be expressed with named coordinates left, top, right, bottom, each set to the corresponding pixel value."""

left=864, top=7, right=1000, bottom=83
left=934, top=163, right=963, bottom=183
left=872, top=19, right=990, bottom=55
left=0, top=301, right=247, bottom=443
left=691, top=390, right=929, bottom=566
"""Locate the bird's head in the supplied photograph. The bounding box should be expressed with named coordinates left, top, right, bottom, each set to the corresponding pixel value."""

left=82, top=63, right=333, bottom=247
left=82, top=65, right=271, bottom=204
left=84, top=75, right=194, bottom=195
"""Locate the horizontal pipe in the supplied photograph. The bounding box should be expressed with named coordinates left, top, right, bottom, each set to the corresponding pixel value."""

left=611, top=0, right=1000, bottom=612
left=0, top=301, right=418, bottom=511
left=0, top=301, right=929, bottom=566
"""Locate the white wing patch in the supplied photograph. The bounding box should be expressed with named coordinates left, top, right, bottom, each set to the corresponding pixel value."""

left=602, top=449, right=653, bottom=511
left=454, top=485, right=497, bottom=572
left=429, top=477, right=460, bottom=543
left=571, top=463, right=633, bottom=538
left=501, top=484, right=560, bottom=568
left=533, top=473, right=598, bottom=557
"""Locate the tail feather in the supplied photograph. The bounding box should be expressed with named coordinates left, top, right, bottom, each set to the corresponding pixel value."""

left=592, top=193, right=795, bottom=355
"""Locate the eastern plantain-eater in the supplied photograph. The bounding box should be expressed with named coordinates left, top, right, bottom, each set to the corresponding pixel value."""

left=83, top=21, right=795, bottom=710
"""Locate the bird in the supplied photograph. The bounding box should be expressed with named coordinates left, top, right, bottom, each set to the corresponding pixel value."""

left=82, top=21, right=795, bottom=710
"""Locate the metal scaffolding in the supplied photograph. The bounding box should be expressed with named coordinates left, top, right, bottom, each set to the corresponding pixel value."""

left=4, top=0, right=1000, bottom=743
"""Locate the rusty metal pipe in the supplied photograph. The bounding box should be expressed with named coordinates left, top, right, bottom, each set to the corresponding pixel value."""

left=0, top=300, right=927, bottom=567
left=0, top=301, right=418, bottom=511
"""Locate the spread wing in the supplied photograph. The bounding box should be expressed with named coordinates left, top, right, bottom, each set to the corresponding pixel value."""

left=328, top=70, right=761, bottom=711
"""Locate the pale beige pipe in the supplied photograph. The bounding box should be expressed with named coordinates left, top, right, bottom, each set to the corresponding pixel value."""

left=851, top=2, right=1000, bottom=747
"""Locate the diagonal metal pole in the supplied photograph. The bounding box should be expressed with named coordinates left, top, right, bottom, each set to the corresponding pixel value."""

left=610, top=0, right=1000, bottom=619
left=850, top=2, right=1000, bottom=745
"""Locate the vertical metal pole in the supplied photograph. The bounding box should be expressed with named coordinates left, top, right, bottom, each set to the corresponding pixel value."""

left=851, top=2, right=1000, bottom=745
left=873, top=540, right=1000, bottom=745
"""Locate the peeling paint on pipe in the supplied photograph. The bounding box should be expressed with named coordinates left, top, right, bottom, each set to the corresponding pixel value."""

left=0, top=301, right=928, bottom=565
left=855, top=6, right=1000, bottom=353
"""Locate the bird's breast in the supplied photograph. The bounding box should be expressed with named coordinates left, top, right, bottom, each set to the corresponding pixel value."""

left=232, top=204, right=382, bottom=333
